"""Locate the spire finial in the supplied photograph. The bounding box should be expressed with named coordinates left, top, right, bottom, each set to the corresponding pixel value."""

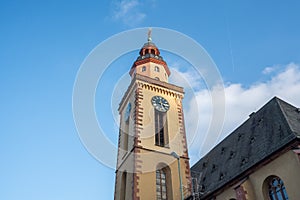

left=147, top=28, right=152, bottom=42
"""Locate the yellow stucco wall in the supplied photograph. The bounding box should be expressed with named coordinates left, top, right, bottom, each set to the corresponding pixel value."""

left=115, top=76, right=191, bottom=199
left=250, top=150, right=300, bottom=200
left=135, top=149, right=190, bottom=199
left=138, top=83, right=184, bottom=154
left=215, top=150, right=300, bottom=200
left=134, top=62, right=168, bottom=82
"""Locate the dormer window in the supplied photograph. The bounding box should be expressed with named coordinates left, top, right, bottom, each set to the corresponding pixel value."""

left=155, top=66, right=160, bottom=72
left=142, top=66, right=146, bottom=72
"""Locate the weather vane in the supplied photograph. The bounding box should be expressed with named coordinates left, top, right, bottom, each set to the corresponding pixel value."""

left=147, top=27, right=152, bottom=42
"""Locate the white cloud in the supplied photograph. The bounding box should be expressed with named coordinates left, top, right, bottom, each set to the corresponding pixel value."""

left=111, top=0, right=146, bottom=26
left=179, top=63, right=300, bottom=165
left=262, top=66, right=276, bottom=74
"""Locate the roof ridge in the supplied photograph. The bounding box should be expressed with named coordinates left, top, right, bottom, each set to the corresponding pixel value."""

left=274, top=96, right=300, bottom=137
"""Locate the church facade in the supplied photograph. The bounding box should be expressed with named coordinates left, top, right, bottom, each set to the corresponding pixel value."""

left=190, top=97, right=300, bottom=200
left=114, top=35, right=191, bottom=200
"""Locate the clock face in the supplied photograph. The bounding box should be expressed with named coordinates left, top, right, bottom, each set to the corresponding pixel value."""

left=125, top=103, right=131, bottom=121
left=151, top=96, right=170, bottom=112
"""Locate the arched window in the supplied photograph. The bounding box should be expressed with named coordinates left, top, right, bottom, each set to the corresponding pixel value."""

left=156, top=165, right=172, bottom=200
left=156, top=169, right=167, bottom=200
left=123, top=122, right=129, bottom=151
left=120, top=172, right=127, bottom=200
left=142, top=66, right=146, bottom=72
left=155, top=66, right=160, bottom=72
left=154, top=110, right=168, bottom=147
left=265, top=176, right=289, bottom=200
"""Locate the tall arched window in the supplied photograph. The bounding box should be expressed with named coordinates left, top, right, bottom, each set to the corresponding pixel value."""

left=156, top=164, right=172, bottom=200
left=156, top=169, right=167, bottom=200
left=123, top=122, right=129, bottom=151
left=120, top=172, right=127, bottom=200
left=265, top=176, right=289, bottom=200
left=154, top=110, right=168, bottom=147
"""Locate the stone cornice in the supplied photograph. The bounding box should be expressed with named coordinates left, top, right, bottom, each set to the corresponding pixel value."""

left=118, top=74, right=184, bottom=112
left=129, top=58, right=170, bottom=76
left=135, top=74, right=184, bottom=93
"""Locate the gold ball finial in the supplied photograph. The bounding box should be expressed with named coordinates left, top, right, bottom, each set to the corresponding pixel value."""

left=147, top=28, right=152, bottom=42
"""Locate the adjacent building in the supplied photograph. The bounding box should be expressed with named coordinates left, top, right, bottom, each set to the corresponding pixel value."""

left=190, top=97, right=300, bottom=200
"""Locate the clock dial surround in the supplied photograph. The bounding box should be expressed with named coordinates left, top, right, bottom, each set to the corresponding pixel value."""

left=151, top=96, right=170, bottom=112
left=125, top=103, right=131, bottom=121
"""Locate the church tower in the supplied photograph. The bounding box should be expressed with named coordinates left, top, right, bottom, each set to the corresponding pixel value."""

left=114, top=31, right=191, bottom=200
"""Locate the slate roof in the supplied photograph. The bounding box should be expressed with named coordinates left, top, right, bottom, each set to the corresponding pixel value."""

left=190, top=97, right=300, bottom=199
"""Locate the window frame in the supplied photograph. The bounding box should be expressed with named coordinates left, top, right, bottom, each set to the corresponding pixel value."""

left=154, top=110, right=168, bottom=147
left=265, top=176, right=289, bottom=200
left=156, top=169, right=167, bottom=200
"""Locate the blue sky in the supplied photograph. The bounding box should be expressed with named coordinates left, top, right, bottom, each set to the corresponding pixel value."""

left=1, top=0, right=300, bottom=199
